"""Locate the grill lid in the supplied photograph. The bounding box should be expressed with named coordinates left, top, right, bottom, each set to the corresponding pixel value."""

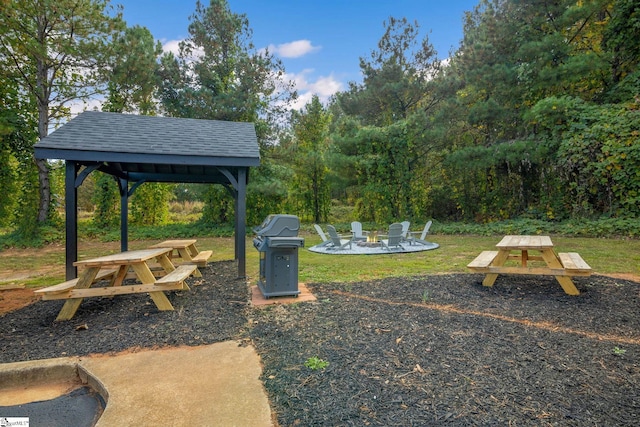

left=253, top=214, right=300, bottom=237
left=253, top=236, right=304, bottom=250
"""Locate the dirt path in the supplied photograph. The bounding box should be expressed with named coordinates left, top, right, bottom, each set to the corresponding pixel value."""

left=0, top=288, right=40, bottom=315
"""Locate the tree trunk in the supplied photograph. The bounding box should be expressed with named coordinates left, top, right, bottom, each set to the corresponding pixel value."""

left=36, top=71, right=51, bottom=223
left=36, top=157, right=50, bottom=222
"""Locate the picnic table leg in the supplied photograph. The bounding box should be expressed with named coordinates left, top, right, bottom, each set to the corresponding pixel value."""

left=100, top=265, right=130, bottom=300
left=155, top=253, right=176, bottom=273
left=187, top=243, right=199, bottom=258
left=55, top=267, right=100, bottom=321
left=110, top=265, right=129, bottom=287
left=482, top=250, right=511, bottom=287
left=541, top=249, right=580, bottom=295
left=176, top=247, right=194, bottom=262
left=131, top=262, right=175, bottom=311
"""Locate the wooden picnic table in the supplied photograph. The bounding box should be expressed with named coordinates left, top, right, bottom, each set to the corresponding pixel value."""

left=35, top=248, right=197, bottom=321
left=149, top=239, right=212, bottom=268
left=467, top=235, right=592, bottom=295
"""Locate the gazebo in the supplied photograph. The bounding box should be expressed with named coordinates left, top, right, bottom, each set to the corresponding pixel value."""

left=34, top=111, right=260, bottom=280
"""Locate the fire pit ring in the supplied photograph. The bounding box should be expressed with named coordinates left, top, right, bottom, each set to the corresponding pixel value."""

left=356, top=241, right=382, bottom=248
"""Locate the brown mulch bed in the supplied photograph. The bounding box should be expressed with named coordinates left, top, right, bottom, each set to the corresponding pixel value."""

left=0, top=261, right=248, bottom=361
left=2, top=261, right=640, bottom=425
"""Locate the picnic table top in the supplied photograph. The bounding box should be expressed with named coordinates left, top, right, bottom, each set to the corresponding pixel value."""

left=73, top=248, right=173, bottom=267
left=150, top=239, right=198, bottom=249
left=496, top=235, right=554, bottom=250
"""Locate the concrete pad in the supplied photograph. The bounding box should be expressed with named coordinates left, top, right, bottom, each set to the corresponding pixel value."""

left=0, top=342, right=273, bottom=427
left=83, top=342, right=272, bottom=427
left=251, top=283, right=316, bottom=307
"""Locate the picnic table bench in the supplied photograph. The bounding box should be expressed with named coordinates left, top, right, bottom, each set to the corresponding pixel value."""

left=35, top=248, right=198, bottom=321
left=34, top=268, right=119, bottom=296
left=467, top=235, right=592, bottom=295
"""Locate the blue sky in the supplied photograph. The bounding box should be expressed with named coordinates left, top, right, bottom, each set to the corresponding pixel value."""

left=114, top=0, right=478, bottom=109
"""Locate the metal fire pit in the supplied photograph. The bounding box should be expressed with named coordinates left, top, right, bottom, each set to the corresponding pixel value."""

left=252, top=214, right=304, bottom=298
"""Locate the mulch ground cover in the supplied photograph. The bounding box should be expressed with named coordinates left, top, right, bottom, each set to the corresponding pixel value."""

left=2, top=260, right=640, bottom=426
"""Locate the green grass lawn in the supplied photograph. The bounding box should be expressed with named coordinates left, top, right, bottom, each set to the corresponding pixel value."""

left=2, top=233, right=637, bottom=287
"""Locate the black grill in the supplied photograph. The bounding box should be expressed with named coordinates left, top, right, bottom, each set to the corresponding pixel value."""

left=253, top=215, right=304, bottom=298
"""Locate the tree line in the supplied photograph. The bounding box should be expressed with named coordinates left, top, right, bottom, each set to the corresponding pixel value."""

left=1, top=0, right=638, bottom=242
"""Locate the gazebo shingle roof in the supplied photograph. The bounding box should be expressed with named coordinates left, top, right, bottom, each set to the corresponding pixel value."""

left=35, top=111, right=260, bottom=166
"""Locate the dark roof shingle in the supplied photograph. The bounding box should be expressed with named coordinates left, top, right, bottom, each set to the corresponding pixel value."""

left=35, top=111, right=260, bottom=163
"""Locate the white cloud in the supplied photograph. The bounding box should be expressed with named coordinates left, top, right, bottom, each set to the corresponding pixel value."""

left=286, top=69, right=343, bottom=110
left=161, top=39, right=182, bottom=56
left=308, top=75, right=343, bottom=98
left=267, top=39, right=320, bottom=58
left=161, top=38, right=205, bottom=62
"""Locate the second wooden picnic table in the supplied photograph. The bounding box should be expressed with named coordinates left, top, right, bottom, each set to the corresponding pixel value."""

left=149, top=239, right=212, bottom=268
